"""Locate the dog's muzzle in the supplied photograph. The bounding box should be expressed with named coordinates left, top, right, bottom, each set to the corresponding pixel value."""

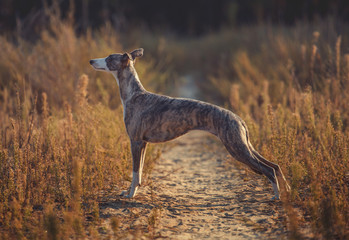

left=89, top=59, right=107, bottom=70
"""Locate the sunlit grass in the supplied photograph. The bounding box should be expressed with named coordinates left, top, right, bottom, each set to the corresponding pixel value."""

left=0, top=14, right=162, bottom=239
left=206, top=24, right=349, bottom=239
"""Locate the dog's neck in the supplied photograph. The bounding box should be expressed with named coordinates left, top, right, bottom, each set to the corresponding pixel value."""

left=112, top=65, right=145, bottom=103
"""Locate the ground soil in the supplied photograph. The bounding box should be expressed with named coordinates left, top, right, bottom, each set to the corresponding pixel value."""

left=98, top=131, right=288, bottom=239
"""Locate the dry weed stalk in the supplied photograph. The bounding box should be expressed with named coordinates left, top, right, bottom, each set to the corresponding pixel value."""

left=336, top=36, right=341, bottom=81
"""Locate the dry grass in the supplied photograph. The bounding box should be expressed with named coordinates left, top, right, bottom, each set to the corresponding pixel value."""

left=206, top=23, right=349, bottom=239
left=0, top=14, right=162, bottom=239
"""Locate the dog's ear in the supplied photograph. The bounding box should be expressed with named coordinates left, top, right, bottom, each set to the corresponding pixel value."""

left=122, top=53, right=132, bottom=68
left=130, top=48, right=144, bottom=61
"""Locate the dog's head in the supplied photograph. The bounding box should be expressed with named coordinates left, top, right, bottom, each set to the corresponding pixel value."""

left=89, top=48, right=143, bottom=72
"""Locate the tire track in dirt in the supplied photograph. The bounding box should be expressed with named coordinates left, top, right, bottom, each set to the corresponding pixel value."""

left=98, top=131, right=288, bottom=239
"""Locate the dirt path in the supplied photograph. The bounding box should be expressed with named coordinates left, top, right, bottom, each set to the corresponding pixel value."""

left=99, top=131, right=288, bottom=239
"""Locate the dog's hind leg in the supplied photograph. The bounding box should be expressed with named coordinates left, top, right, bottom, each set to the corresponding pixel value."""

left=223, top=142, right=280, bottom=200
left=251, top=147, right=291, bottom=192
left=249, top=144, right=291, bottom=192
left=121, top=140, right=147, bottom=198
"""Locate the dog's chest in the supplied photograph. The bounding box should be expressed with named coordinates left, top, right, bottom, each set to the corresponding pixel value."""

left=122, top=103, right=136, bottom=133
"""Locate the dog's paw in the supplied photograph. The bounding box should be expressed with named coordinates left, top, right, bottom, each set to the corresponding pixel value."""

left=120, top=190, right=134, bottom=198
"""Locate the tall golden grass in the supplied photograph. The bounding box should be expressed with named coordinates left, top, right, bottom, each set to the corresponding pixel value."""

left=0, top=15, right=162, bottom=239
left=207, top=25, right=349, bottom=239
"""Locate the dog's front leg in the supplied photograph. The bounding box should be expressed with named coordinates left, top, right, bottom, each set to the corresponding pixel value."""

left=121, top=140, right=147, bottom=198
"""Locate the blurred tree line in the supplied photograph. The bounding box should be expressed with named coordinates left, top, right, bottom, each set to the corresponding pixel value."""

left=1, top=0, right=348, bottom=37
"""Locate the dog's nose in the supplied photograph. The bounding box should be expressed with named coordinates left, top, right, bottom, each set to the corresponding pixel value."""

left=89, top=60, right=94, bottom=65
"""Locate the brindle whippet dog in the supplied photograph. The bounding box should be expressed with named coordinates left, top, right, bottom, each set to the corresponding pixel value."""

left=90, top=48, right=290, bottom=200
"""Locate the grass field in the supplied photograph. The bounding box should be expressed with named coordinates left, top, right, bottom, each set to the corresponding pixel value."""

left=0, top=13, right=348, bottom=239
left=0, top=15, right=164, bottom=239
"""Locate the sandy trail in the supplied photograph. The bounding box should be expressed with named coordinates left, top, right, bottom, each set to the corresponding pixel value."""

left=99, top=131, right=288, bottom=239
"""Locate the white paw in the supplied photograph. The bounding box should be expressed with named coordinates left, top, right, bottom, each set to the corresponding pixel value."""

left=120, top=190, right=136, bottom=198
